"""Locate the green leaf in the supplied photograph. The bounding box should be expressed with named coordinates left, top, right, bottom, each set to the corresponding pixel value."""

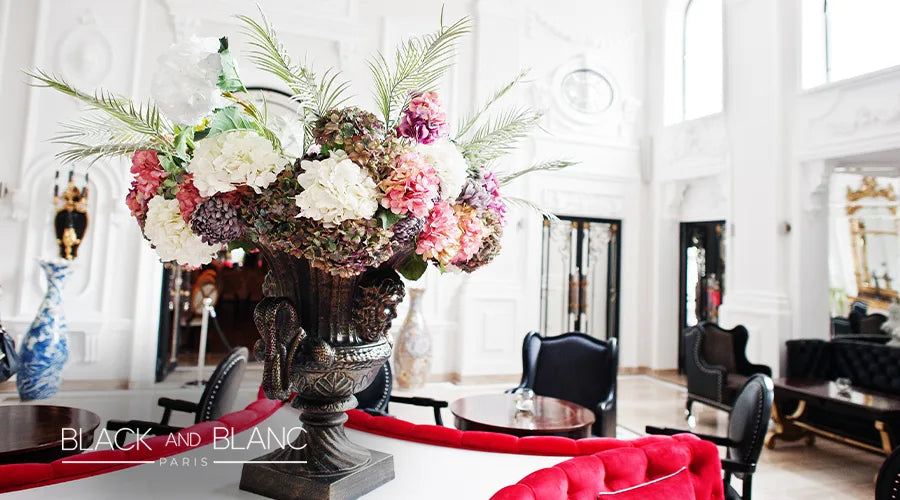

left=217, top=41, right=245, bottom=93
left=397, top=253, right=428, bottom=281
left=205, top=106, right=257, bottom=137
left=158, top=153, right=182, bottom=174
left=377, top=209, right=405, bottom=229
left=173, top=127, right=194, bottom=161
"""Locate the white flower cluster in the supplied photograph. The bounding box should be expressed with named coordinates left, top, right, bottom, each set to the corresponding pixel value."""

left=143, top=197, right=218, bottom=267
left=187, top=130, right=285, bottom=197
left=418, top=137, right=468, bottom=200
left=151, top=37, right=227, bottom=125
left=294, top=150, right=379, bottom=225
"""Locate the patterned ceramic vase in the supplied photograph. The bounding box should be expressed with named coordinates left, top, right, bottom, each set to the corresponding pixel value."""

left=17, top=259, right=72, bottom=400
left=394, top=288, right=432, bottom=389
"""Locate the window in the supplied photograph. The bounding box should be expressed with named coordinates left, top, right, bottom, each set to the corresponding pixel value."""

left=665, top=0, right=723, bottom=124
left=803, top=0, right=900, bottom=88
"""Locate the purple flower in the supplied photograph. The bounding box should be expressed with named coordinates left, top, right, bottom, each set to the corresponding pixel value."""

left=396, top=91, right=448, bottom=144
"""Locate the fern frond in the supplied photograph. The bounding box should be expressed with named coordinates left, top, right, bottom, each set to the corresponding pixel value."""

left=456, top=108, right=541, bottom=166
left=456, top=69, right=529, bottom=139
left=54, top=141, right=162, bottom=165
left=237, top=10, right=351, bottom=119
left=498, top=159, right=577, bottom=186
left=368, top=13, right=471, bottom=128
left=27, top=70, right=173, bottom=148
left=503, top=196, right=559, bottom=221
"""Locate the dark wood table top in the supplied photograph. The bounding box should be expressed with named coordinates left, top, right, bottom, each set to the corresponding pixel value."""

left=774, top=378, right=900, bottom=416
left=0, top=405, right=101, bottom=464
left=449, top=393, right=595, bottom=438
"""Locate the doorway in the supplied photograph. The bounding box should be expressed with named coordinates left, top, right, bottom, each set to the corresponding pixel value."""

left=678, top=220, right=726, bottom=371
left=539, top=216, right=622, bottom=341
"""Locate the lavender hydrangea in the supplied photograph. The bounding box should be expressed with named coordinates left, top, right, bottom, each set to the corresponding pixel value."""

left=456, top=177, right=492, bottom=213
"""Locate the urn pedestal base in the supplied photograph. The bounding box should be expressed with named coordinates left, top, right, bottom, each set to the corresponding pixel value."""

left=239, top=450, right=394, bottom=500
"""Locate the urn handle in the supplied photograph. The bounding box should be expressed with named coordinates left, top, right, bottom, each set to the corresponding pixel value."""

left=253, top=297, right=305, bottom=400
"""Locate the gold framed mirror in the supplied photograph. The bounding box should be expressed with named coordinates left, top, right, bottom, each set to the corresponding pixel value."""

left=847, top=176, right=899, bottom=309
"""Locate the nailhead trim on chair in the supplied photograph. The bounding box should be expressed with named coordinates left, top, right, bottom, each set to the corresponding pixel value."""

left=743, top=379, right=765, bottom=464
left=200, top=355, right=244, bottom=421
left=694, top=330, right=724, bottom=403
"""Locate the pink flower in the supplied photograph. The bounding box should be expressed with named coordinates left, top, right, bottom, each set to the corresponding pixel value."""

left=175, top=178, right=203, bottom=223
left=396, top=91, right=448, bottom=145
left=483, top=170, right=507, bottom=225
left=130, top=150, right=167, bottom=196
left=379, top=151, right=440, bottom=217
left=416, top=200, right=462, bottom=266
left=452, top=204, right=485, bottom=264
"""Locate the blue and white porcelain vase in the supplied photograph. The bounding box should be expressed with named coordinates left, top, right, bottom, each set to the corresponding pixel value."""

left=17, top=259, right=72, bottom=400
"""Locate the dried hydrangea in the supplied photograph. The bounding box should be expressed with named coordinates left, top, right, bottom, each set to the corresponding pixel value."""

left=294, top=150, right=379, bottom=225
left=415, top=200, right=462, bottom=266
left=379, top=151, right=440, bottom=218
left=452, top=204, right=485, bottom=263
left=143, top=196, right=218, bottom=267
left=396, top=91, right=448, bottom=145
left=292, top=217, right=397, bottom=277
left=187, top=130, right=285, bottom=197
left=238, top=168, right=303, bottom=252
left=190, top=195, right=245, bottom=245
left=312, top=107, right=386, bottom=175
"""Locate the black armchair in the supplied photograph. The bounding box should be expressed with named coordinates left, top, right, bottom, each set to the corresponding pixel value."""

left=684, top=322, right=771, bottom=425
left=106, top=347, right=248, bottom=446
left=354, top=362, right=448, bottom=425
left=647, top=374, right=774, bottom=500
left=509, top=332, right=617, bottom=437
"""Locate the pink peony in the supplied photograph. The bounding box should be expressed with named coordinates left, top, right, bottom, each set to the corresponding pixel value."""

left=379, top=151, right=440, bottom=217
left=416, top=200, right=462, bottom=266
left=396, top=91, right=448, bottom=145
left=175, top=178, right=203, bottom=223
left=130, top=150, right=167, bottom=196
left=483, top=170, right=507, bottom=225
left=452, top=204, right=485, bottom=264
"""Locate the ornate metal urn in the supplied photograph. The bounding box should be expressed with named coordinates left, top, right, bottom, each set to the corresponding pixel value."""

left=240, top=249, right=405, bottom=499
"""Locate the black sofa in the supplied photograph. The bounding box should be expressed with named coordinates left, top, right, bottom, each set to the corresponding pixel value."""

left=785, top=338, right=900, bottom=451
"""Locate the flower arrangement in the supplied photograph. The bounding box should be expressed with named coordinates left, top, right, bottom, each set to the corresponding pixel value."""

left=30, top=10, right=573, bottom=280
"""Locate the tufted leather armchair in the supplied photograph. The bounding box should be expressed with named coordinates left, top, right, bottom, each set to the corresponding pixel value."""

left=509, top=332, right=618, bottom=437
left=877, top=446, right=900, bottom=499
left=683, top=323, right=771, bottom=425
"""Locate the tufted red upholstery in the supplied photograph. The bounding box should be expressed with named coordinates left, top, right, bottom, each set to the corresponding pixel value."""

left=0, top=389, right=285, bottom=494
left=490, top=434, right=724, bottom=500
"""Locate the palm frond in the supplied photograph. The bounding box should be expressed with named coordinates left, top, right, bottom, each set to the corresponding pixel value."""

left=54, top=141, right=162, bottom=165
left=368, top=13, right=471, bottom=128
left=497, top=159, right=577, bottom=186
left=456, top=108, right=541, bottom=166
left=503, top=196, right=559, bottom=221
left=237, top=10, right=351, bottom=118
left=456, top=69, right=529, bottom=139
left=55, top=114, right=161, bottom=146
left=223, top=91, right=283, bottom=152
left=27, top=70, right=173, bottom=148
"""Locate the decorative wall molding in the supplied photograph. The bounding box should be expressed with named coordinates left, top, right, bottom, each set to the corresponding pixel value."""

left=659, top=114, right=728, bottom=170
left=55, top=9, right=112, bottom=87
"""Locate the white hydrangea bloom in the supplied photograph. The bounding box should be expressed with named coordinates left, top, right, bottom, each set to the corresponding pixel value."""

left=187, top=130, right=285, bottom=197
left=143, top=196, right=218, bottom=267
left=418, top=137, right=468, bottom=200
left=151, top=37, right=227, bottom=125
left=294, top=150, right=379, bottom=225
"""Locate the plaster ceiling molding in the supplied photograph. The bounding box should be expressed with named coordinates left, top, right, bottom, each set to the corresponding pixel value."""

left=660, top=115, right=728, bottom=167
left=524, top=3, right=639, bottom=53
left=662, top=173, right=729, bottom=222
left=55, top=9, right=113, bottom=88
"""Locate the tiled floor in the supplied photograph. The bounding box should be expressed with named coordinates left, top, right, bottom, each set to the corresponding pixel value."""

left=1, top=371, right=883, bottom=499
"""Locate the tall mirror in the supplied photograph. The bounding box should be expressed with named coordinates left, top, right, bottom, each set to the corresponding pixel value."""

left=846, top=176, right=899, bottom=309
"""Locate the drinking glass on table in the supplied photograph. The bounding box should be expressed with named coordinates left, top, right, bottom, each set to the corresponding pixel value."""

left=514, top=387, right=535, bottom=413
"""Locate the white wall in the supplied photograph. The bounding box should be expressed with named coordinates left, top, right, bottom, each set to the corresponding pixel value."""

left=0, top=0, right=649, bottom=384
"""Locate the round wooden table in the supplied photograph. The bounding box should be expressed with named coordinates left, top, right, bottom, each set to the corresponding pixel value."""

left=450, top=394, right=595, bottom=439
left=0, top=405, right=101, bottom=465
